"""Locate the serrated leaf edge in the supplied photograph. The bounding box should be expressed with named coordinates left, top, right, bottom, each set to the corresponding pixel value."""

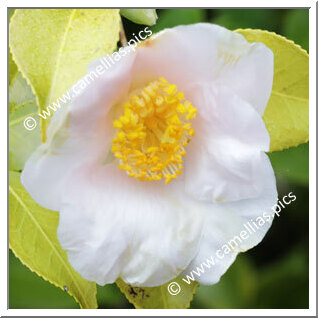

left=235, top=28, right=309, bottom=56
left=235, top=28, right=309, bottom=152
left=9, top=9, right=47, bottom=141
left=9, top=184, right=98, bottom=309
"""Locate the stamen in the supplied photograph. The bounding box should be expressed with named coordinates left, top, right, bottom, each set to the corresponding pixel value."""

left=111, top=77, right=197, bottom=184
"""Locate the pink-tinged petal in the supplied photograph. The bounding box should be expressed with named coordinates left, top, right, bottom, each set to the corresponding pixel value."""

left=57, top=163, right=204, bottom=287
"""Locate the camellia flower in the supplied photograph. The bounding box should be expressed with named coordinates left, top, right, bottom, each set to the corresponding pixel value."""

left=22, top=23, right=277, bottom=287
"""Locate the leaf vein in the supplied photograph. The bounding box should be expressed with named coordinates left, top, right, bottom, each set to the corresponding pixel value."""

left=9, top=184, right=90, bottom=308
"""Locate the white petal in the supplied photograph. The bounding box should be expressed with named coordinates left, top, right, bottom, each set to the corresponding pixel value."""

left=57, top=163, right=204, bottom=287
left=216, top=40, right=273, bottom=115
left=182, top=153, right=277, bottom=285
left=132, top=23, right=273, bottom=114
left=184, top=84, right=270, bottom=203
left=21, top=49, right=136, bottom=211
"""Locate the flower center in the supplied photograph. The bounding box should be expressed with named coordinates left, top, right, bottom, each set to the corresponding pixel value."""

left=111, top=77, right=196, bottom=184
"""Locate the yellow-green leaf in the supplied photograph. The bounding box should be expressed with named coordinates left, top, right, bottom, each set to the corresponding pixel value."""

left=9, top=9, right=120, bottom=141
left=9, top=11, right=18, bottom=86
left=9, top=72, right=41, bottom=171
left=9, top=51, right=18, bottom=87
left=9, top=8, right=15, bottom=20
left=120, top=9, right=157, bottom=26
left=9, top=171, right=98, bottom=309
left=236, top=29, right=309, bottom=152
left=116, top=277, right=198, bottom=309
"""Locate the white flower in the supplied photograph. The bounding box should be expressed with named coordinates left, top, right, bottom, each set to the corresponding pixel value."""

left=22, top=23, right=277, bottom=287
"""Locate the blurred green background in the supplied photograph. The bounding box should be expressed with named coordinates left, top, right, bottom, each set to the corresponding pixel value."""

left=9, top=8, right=309, bottom=309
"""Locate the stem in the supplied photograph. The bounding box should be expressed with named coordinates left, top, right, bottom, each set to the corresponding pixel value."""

left=119, top=18, right=128, bottom=47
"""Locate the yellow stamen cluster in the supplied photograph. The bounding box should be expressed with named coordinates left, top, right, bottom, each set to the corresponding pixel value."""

left=111, top=77, right=197, bottom=184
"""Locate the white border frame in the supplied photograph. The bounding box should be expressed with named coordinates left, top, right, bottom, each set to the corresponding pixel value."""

left=3, top=1, right=316, bottom=316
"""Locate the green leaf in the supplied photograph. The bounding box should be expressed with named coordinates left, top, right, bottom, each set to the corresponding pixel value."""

left=120, top=9, right=157, bottom=26
left=9, top=11, right=18, bottom=86
left=191, top=255, right=257, bottom=309
left=269, top=143, right=309, bottom=185
left=9, top=8, right=15, bottom=20
left=116, top=277, right=198, bottom=309
left=9, top=251, right=78, bottom=309
left=9, top=9, right=120, bottom=141
left=9, top=72, right=41, bottom=171
left=282, top=9, right=309, bottom=52
left=152, top=9, right=206, bottom=33
left=9, top=51, right=18, bottom=86
left=236, top=29, right=309, bottom=152
left=212, top=9, right=281, bottom=32
left=9, top=171, right=98, bottom=309
left=97, top=283, right=132, bottom=309
left=257, top=247, right=309, bottom=308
